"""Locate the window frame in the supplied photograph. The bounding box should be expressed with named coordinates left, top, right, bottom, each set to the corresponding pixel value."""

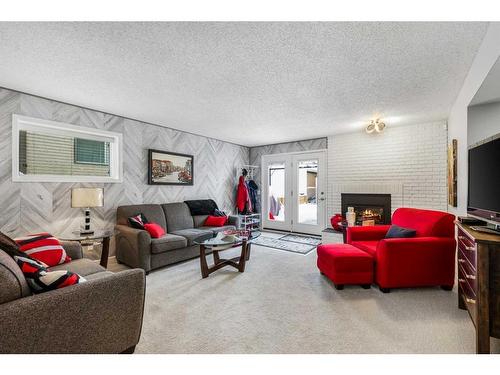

left=12, top=114, right=123, bottom=183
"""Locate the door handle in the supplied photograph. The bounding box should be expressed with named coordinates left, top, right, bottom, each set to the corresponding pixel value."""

left=319, top=198, right=326, bottom=201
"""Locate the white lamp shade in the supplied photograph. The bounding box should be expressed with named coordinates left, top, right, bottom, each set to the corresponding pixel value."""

left=71, top=188, right=104, bottom=208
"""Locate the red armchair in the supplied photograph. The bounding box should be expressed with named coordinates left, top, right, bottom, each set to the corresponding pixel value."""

left=347, top=208, right=456, bottom=292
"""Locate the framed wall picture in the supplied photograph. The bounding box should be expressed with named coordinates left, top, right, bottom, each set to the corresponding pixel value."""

left=447, top=139, right=457, bottom=207
left=148, top=149, right=194, bottom=185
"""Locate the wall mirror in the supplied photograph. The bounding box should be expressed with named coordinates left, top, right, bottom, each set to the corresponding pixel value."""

left=12, top=114, right=123, bottom=183
left=466, top=57, right=500, bottom=225
left=468, top=56, right=500, bottom=147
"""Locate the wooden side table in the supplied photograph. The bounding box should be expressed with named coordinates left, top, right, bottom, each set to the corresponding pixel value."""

left=337, top=221, right=349, bottom=243
left=57, top=229, right=117, bottom=268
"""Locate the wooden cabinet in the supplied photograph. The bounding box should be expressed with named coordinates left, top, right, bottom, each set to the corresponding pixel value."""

left=456, top=223, right=500, bottom=353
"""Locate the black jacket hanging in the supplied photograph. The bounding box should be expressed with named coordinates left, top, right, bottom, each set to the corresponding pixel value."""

left=247, top=180, right=259, bottom=213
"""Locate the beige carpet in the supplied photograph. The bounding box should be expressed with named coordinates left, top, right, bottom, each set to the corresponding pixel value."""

left=110, top=235, right=500, bottom=354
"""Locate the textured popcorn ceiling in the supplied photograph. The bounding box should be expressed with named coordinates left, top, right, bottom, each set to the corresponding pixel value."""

left=0, top=22, right=488, bottom=146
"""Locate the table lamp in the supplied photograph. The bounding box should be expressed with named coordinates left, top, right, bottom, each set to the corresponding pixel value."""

left=71, top=187, right=104, bottom=235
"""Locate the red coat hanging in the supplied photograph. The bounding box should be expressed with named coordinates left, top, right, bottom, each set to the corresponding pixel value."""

left=236, top=175, right=249, bottom=213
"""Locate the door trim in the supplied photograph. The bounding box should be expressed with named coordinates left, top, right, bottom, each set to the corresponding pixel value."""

left=261, top=153, right=292, bottom=232
left=260, top=149, right=328, bottom=157
left=290, top=151, right=327, bottom=235
left=261, top=149, right=327, bottom=235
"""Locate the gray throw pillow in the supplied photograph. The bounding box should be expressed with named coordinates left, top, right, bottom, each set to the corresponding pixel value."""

left=385, top=225, right=416, bottom=239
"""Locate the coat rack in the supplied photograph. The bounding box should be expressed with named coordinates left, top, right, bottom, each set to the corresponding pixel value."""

left=235, top=164, right=261, bottom=224
left=236, top=164, right=259, bottom=180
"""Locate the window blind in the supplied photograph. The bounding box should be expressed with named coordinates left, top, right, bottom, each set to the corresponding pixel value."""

left=74, top=138, right=109, bottom=165
left=19, top=131, right=111, bottom=177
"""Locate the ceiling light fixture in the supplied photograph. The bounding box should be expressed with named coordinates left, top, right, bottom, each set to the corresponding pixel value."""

left=366, top=119, right=386, bottom=134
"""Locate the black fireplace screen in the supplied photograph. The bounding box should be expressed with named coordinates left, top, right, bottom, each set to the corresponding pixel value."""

left=341, top=193, right=391, bottom=225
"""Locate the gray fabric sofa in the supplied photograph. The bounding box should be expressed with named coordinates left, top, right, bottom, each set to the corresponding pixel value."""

left=115, top=202, right=239, bottom=273
left=0, top=241, right=145, bottom=354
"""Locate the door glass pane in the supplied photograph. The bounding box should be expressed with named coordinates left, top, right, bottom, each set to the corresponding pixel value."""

left=297, top=159, right=318, bottom=225
left=268, top=162, right=285, bottom=221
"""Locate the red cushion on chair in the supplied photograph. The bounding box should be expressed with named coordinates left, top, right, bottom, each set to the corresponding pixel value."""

left=350, top=241, right=379, bottom=257
left=347, top=225, right=391, bottom=243
left=15, top=233, right=71, bottom=267
left=204, top=215, right=228, bottom=227
left=143, top=223, right=166, bottom=238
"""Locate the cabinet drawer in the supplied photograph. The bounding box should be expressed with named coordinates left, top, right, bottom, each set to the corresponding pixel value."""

left=458, top=277, right=477, bottom=325
left=458, top=259, right=477, bottom=293
left=457, top=228, right=475, bottom=248
left=458, top=236, right=476, bottom=270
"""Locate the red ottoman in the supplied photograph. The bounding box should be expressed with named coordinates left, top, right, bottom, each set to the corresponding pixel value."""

left=317, top=243, right=374, bottom=290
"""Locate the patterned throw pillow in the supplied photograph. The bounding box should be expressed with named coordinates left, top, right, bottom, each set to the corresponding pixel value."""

left=128, top=213, right=149, bottom=229
left=14, top=256, right=86, bottom=294
left=15, top=233, right=71, bottom=267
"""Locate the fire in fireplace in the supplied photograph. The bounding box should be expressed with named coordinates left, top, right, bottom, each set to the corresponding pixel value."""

left=341, top=193, right=391, bottom=225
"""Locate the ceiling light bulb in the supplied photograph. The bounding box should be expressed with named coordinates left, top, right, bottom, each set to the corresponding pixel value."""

left=366, top=121, right=376, bottom=134
left=365, top=119, right=386, bottom=133
left=375, top=120, right=386, bottom=132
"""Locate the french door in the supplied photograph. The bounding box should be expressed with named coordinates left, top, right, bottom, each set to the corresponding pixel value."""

left=262, top=150, right=326, bottom=235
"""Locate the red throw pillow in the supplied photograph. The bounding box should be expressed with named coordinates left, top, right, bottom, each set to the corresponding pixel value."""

left=204, top=215, right=228, bottom=227
left=15, top=233, right=71, bottom=267
left=144, top=223, right=166, bottom=238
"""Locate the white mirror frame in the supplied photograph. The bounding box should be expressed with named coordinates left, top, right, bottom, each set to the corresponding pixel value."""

left=12, top=114, right=123, bottom=183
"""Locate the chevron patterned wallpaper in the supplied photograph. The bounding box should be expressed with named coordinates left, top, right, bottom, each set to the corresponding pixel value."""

left=249, top=138, right=328, bottom=173
left=0, top=88, right=249, bottom=239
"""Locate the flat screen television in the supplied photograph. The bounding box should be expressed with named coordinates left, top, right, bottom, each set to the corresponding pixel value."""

left=467, top=136, right=500, bottom=225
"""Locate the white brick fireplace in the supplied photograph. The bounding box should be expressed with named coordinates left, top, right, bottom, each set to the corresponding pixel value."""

left=326, top=121, right=448, bottom=226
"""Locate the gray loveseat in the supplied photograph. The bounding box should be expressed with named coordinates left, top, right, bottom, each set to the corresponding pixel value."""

left=0, top=241, right=145, bottom=354
left=115, top=202, right=239, bottom=273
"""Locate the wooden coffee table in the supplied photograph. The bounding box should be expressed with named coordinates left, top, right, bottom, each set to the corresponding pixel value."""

left=194, top=232, right=261, bottom=278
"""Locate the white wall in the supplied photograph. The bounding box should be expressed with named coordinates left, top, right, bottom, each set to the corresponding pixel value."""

left=447, top=23, right=500, bottom=215
left=327, top=121, right=448, bottom=222
left=468, top=101, right=500, bottom=146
